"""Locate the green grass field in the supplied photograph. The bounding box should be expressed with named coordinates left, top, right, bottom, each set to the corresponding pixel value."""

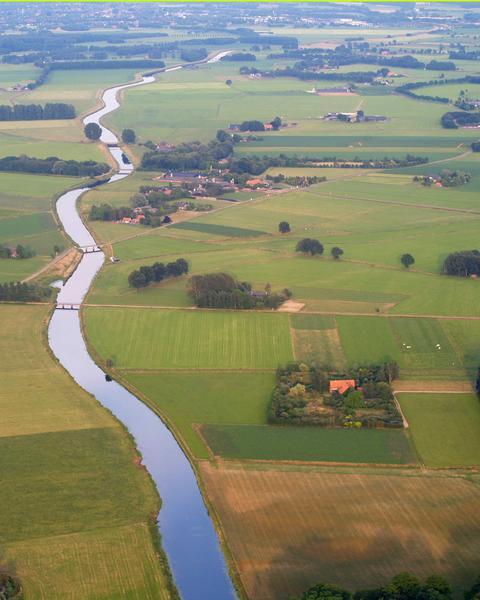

left=201, top=424, right=415, bottom=464
left=0, top=304, right=172, bottom=598
left=398, top=393, right=480, bottom=467
left=85, top=307, right=294, bottom=369
left=124, top=371, right=274, bottom=458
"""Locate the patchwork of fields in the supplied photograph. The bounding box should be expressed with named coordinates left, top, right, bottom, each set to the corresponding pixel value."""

left=1, top=18, right=480, bottom=600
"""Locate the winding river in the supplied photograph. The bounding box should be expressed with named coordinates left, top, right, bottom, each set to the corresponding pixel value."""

left=48, top=62, right=237, bottom=600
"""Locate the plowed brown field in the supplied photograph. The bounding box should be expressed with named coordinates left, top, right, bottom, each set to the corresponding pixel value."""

left=201, top=461, right=480, bottom=600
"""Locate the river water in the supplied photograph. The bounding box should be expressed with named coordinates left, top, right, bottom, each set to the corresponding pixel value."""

left=48, top=71, right=237, bottom=600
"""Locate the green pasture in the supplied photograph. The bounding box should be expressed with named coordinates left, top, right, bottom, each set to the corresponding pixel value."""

left=290, top=314, right=336, bottom=330
left=419, top=82, right=480, bottom=102
left=0, top=304, right=171, bottom=598
left=18, top=68, right=137, bottom=114
left=124, top=371, right=274, bottom=459
left=337, top=316, right=480, bottom=380
left=109, top=64, right=480, bottom=143
left=398, top=393, right=480, bottom=467
left=0, top=130, right=105, bottom=162
left=201, top=424, right=415, bottom=464
left=85, top=307, right=294, bottom=369
left=0, top=64, right=40, bottom=88
left=0, top=256, right=49, bottom=283
left=88, top=226, right=480, bottom=317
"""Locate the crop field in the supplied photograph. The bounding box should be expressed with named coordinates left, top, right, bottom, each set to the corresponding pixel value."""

left=200, top=462, right=480, bottom=600
left=398, top=393, right=480, bottom=467
left=85, top=307, right=294, bottom=369
left=0, top=304, right=171, bottom=598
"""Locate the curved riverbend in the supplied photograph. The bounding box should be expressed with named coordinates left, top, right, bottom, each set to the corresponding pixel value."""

left=48, top=70, right=237, bottom=600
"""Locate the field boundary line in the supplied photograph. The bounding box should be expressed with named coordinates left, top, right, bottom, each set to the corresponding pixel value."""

left=83, top=303, right=480, bottom=320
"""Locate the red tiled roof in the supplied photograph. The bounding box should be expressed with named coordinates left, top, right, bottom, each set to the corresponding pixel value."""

left=329, top=379, right=356, bottom=394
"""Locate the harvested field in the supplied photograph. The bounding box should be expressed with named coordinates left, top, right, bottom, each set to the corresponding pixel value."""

left=200, top=461, right=480, bottom=600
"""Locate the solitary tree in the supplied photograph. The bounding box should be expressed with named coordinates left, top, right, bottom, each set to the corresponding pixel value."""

left=271, top=116, right=282, bottom=130
left=296, top=238, right=324, bottom=256
left=225, top=79, right=232, bottom=86
left=331, top=246, right=344, bottom=259
left=401, top=253, right=415, bottom=268
left=121, top=128, right=136, bottom=144
left=216, top=129, right=228, bottom=142
left=278, top=221, right=290, bottom=234
left=84, top=122, right=102, bottom=141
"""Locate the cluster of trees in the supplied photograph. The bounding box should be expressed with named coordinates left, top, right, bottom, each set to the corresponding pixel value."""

left=295, top=572, right=480, bottom=600
left=443, top=250, right=480, bottom=277
left=240, top=65, right=382, bottom=84
left=0, top=155, right=109, bottom=176
left=49, top=58, right=166, bottom=70
left=179, top=48, right=207, bottom=62
left=89, top=204, right=134, bottom=222
left=267, top=174, right=326, bottom=187
left=0, top=281, right=51, bottom=302
left=141, top=138, right=234, bottom=171
left=239, top=117, right=282, bottom=131
left=0, top=573, right=20, bottom=600
left=0, top=102, right=75, bottom=121
left=269, top=362, right=401, bottom=428
left=128, top=258, right=188, bottom=289
left=296, top=238, right=324, bottom=256
left=187, top=272, right=291, bottom=309
left=295, top=238, right=345, bottom=260
left=0, top=244, right=35, bottom=259
left=221, top=52, right=256, bottom=62
left=413, top=171, right=471, bottom=187
left=267, top=45, right=456, bottom=73
left=441, top=111, right=480, bottom=129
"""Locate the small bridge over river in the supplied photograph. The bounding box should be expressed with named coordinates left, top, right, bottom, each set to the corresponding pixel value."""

left=79, top=245, right=102, bottom=254
left=56, top=303, right=80, bottom=311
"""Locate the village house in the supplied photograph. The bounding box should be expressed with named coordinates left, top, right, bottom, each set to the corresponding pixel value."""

left=246, top=178, right=269, bottom=189
left=329, top=379, right=356, bottom=394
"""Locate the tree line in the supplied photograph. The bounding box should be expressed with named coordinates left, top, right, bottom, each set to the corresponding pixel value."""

left=0, top=282, right=51, bottom=302
left=441, top=111, right=480, bottom=129
left=0, top=244, right=35, bottom=259
left=0, top=102, right=75, bottom=121
left=396, top=76, right=480, bottom=105
left=128, top=258, right=189, bottom=289
left=0, top=155, right=110, bottom=177
left=294, top=572, right=480, bottom=600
